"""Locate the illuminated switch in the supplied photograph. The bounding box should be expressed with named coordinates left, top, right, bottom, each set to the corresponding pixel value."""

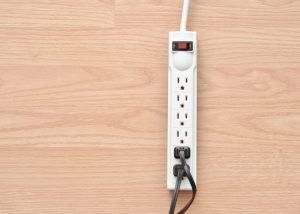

left=172, top=41, right=193, bottom=51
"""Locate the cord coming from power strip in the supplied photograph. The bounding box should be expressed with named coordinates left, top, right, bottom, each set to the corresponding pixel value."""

left=169, top=150, right=197, bottom=214
left=180, top=0, right=190, bottom=31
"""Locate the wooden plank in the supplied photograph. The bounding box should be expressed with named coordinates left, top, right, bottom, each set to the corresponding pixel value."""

left=0, top=0, right=114, bottom=29
left=0, top=27, right=300, bottom=67
left=116, top=0, right=300, bottom=28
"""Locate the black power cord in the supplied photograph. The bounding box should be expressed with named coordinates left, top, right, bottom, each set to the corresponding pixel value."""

left=169, top=150, right=197, bottom=214
left=169, top=166, right=184, bottom=214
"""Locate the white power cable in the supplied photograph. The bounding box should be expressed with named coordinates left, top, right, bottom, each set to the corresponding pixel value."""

left=180, top=0, right=190, bottom=31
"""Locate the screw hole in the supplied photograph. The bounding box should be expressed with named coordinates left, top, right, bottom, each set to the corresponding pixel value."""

left=181, top=122, right=184, bottom=126
left=181, top=86, right=184, bottom=90
left=180, top=139, right=184, bottom=144
left=181, top=104, right=184, bottom=108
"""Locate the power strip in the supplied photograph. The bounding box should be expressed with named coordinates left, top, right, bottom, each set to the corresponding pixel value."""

left=167, top=31, right=197, bottom=190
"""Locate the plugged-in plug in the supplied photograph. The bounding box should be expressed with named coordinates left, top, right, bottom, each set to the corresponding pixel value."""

left=174, top=146, right=190, bottom=159
left=173, top=164, right=190, bottom=177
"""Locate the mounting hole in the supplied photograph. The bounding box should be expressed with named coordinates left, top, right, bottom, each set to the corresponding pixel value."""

left=181, top=122, right=184, bottom=126
left=181, top=86, right=184, bottom=90
left=181, top=104, right=184, bottom=108
left=180, top=139, right=184, bottom=144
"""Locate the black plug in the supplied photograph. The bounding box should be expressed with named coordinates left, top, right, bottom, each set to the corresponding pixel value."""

left=174, top=146, right=190, bottom=159
left=173, top=164, right=190, bottom=177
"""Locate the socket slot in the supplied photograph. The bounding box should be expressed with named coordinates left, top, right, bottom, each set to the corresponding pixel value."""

left=174, top=75, right=192, bottom=92
left=173, top=128, right=192, bottom=145
left=173, top=94, right=192, bottom=110
left=173, top=112, right=191, bottom=127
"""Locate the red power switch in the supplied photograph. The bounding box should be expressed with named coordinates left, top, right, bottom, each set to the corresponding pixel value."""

left=178, top=42, right=188, bottom=50
left=172, top=41, right=193, bottom=51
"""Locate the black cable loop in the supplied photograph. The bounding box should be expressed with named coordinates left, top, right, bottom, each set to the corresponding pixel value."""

left=169, top=150, right=197, bottom=214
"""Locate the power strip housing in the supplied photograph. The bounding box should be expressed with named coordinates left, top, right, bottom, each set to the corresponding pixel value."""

left=167, top=31, right=197, bottom=190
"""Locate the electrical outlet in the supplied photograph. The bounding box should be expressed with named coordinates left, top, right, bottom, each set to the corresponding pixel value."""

left=168, top=31, right=197, bottom=190
left=175, top=94, right=191, bottom=110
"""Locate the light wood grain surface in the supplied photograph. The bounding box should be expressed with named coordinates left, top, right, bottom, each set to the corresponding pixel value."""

left=0, top=0, right=300, bottom=213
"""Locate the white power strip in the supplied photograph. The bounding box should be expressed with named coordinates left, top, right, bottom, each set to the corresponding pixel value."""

left=167, top=31, right=197, bottom=190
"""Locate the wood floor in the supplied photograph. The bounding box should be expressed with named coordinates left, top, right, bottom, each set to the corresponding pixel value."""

left=0, top=0, right=300, bottom=213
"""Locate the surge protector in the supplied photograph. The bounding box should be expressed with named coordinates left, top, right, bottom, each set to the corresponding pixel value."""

left=167, top=31, right=197, bottom=190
